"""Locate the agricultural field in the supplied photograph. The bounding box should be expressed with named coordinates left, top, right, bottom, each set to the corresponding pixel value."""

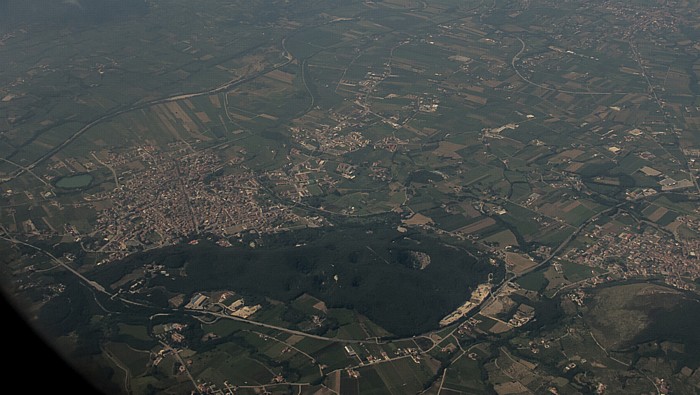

left=1, top=0, right=700, bottom=393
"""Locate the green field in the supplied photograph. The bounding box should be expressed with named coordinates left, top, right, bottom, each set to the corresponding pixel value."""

left=442, top=356, right=489, bottom=394
left=202, top=320, right=248, bottom=338
left=117, top=324, right=151, bottom=342
left=516, top=269, right=549, bottom=292
left=561, top=261, right=603, bottom=282
left=3, top=0, right=700, bottom=393
left=190, top=343, right=274, bottom=387
left=356, top=357, right=439, bottom=394
left=104, top=342, right=151, bottom=377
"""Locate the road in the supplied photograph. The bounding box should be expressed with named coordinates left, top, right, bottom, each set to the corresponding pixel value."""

left=477, top=188, right=682, bottom=315
left=91, top=152, right=120, bottom=189
left=0, top=157, right=51, bottom=187
left=0, top=227, right=110, bottom=295
left=102, top=345, right=132, bottom=394
left=160, top=341, right=200, bottom=393
left=514, top=201, right=625, bottom=279
left=628, top=40, right=700, bottom=196
left=6, top=188, right=667, bottom=355
left=2, top=17, right=360, bottom=185
left=0, top=52, right=293, bottom=185
left=300, top=59, right=315, bottom=113
left=477, top=200, right=627, bottom=315
left=511, top=37, right=630, bottom=96
left=3, top=15, right=694, bottom=391
left=174, top=161, right=200, bottom=233
left=188, top=309, right=376, bottom=344
left=247, top=329, right=317, bottom=362
left=1, top=186, right=673, bottom=356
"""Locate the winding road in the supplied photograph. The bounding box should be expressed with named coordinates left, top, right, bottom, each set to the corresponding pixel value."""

left=511, top=37, right=631, bottom=96
left=1, top=48, right=293, bottom=184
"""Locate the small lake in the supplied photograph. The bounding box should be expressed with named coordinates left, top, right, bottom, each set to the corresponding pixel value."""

left=55, top=174, right=93, bottom=189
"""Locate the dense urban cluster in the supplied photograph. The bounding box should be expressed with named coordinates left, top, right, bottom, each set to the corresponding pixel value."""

left=568, top=217, right=700, bottom=290
left=91, top=144, right=303, bottom=262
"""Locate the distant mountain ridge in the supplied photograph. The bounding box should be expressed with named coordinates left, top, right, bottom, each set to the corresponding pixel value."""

left=0, top=0, right=148, bottom=26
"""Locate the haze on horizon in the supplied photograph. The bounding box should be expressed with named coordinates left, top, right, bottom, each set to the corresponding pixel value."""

left=0, top=0, right=148, bottom=26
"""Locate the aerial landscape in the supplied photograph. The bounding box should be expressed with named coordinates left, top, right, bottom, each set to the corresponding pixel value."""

left=0, top=0, right=699, bottom=393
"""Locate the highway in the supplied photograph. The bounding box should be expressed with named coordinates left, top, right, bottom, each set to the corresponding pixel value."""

left=0, top=51, right=293, bottom=185
left=475, top=199, right=627, bottom=316
left=187, top=309, right=378, bottom=344
left=0, top=226, right=111, bottom=296
left=511, top=37, right=631, bottom=96
left=2, top=15, right=351, bottom=185
left=0, top=186, right=668, bottom=356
